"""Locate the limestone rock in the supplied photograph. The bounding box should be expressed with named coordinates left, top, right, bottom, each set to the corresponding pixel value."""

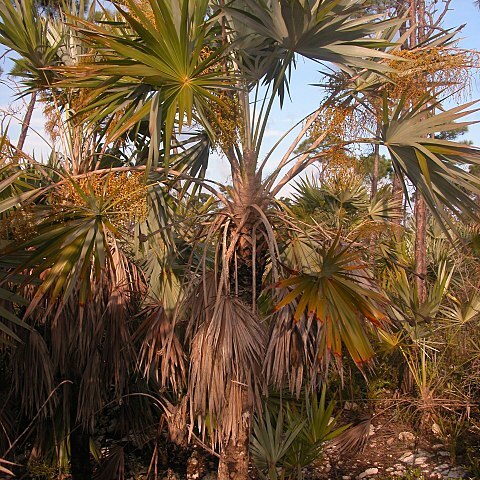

left=398, top=431, right=416, bottom=444
left=357, top=467, right=379, bottom=479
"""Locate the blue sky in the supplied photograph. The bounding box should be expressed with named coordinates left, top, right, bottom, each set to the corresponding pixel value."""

left=1, top=0, right=479, bottom=191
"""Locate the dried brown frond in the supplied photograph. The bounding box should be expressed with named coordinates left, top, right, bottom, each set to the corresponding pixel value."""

left=77, top=351, right=103, bottom=430
left=94, top=445, right=125, bottom=480
left=185, top=271, right=218, bottom=340
left=134, top=305, right=186, bottom=393
left=333, top=415, right=372, bottom=454
left=101, top=243, right=141, bottom=398
left=163, top=396, right=188, bottom=446
left=264, top=295, right=312, bottom=398
left=44, top=241, right=143, bottom=429
left=12, top=329, right=56, bottom=418
left=188, top=294, right=266, bottom=446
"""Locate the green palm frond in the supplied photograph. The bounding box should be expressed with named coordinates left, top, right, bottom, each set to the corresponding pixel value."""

left=222, top=0, right=400, bottom=128
left=2, top=172, right=148, bottom=318
left=283, top=387, right=348, bottom=472
left=291, top=175, right=370, bottom=228
left=385, top=260, right=453, bottom=333
left=381, top=95, right=480, bottom=229
left=0, top=163, right=40, bottom=343
left=251, top=387, right=348, bottom=479
left=368, top=187, right=402, bottom=222
left=0, top=0, right=61, bottom=93
left=0, top=274, right=30, bottom=343
left=441, top=293, right=480, bottom=329
left=223, top=0, right=399, bottom=72
left=61, top=0, right=229, bottom=169
left=251, top=405, right=305, bottom=479
left=291, top=176, right=328, bottom=215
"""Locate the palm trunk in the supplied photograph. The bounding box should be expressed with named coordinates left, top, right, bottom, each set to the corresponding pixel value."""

left=414, top=192, right=427, bottom=304
left=218, top=160, right=266, bottom=480
left=69, top=382, right=92, bottom=480
left=392, top=172, right=404, bottom=239
left=371, top=134, right=380, bottom=198
left=413, top=0, right=428, bottom=306
left=17, top=92, right=37, bottom=152
left=70, top=429, right=91, bottom=480
left=217, top=422, right=250, bottom=480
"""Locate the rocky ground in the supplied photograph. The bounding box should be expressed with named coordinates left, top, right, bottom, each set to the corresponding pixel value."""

left=158, top=415, right=476, bottom=480
left=154, top=401, right=478, bottom=480
left=312, top=422, right=472, bottom=480
left=159, top=430, right=474, bottom=480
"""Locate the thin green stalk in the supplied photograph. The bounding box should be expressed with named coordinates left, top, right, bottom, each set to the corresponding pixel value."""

left=253, top=52, right=294, bottom=161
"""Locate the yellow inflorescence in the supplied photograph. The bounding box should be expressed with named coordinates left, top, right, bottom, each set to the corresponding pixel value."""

left=42, top=98, right=62, bottom=142
left=0, top=207, right=37, bottom=242
left=307, top=105, right=366, bottom=189
left=199, top=47, right=241, bottom=152
left=308, top=105, right=364, bottom=145
left=118, top=0, right=156, bottom=25
left=322, top=148, right=361, bottom=188
left=41, top=81, right=97, bottom=142
left=55, top=172, right=148, bottom=229
left=386, top=47, right=478, bottom=101
left=199, top=46, right=221, bottom=75
left=206, top=90, right=241, bottom=152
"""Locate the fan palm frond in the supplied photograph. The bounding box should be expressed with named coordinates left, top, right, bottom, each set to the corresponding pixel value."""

left=60, top=0, right=229, bottom=169
left=0, top=0, right=62, bottom=93
left=381, top=95, right=480, bottom=230
left=276, top=236, right=388, bottom=368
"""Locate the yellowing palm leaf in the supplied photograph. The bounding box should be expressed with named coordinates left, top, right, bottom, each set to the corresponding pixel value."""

left=276, top=237, right=388, bottom=366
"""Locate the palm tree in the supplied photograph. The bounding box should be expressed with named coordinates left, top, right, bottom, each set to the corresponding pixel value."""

left=1, top=0, right=480, bottom=478
left=0, top=0, right=62, bottom=150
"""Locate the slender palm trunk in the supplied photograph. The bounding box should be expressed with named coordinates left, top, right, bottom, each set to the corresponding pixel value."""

left=17, top=92, right=37, bottom=152
left=414, top=193, right=427, bottom=304
left=392, top=172, right=404, bottom=238
left=69, top=381, right=92, bottom=480
left=413, top=0, right=428, bottom=306
left=371, top=134, right=380, bottom=198
left=70, top=428, right=91, bottom=480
